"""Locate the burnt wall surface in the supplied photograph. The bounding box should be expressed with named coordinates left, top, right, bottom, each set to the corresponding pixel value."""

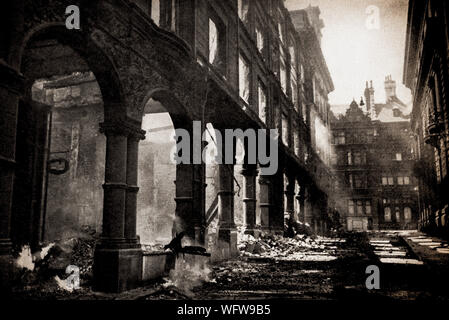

left=137, top=140, right=176, bottom=245
left=37, top=74, right=105, bottom=241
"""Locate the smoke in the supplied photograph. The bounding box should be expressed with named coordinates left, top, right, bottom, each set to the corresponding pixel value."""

left=15, top=245, right=35, bottom=271
left=15, top=243, right=55, bottom=271
left=164, top=255, right=212, bottom=295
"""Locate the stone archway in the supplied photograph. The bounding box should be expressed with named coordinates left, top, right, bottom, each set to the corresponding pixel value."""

left=137, top=89, right=204, bottom=247
left=12, top=24, right=146, bottom=293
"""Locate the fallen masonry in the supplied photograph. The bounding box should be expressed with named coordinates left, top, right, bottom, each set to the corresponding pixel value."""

left=237, top=232, right=344, bottom=262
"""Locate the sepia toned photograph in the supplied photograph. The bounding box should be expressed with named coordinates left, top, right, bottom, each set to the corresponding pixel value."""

left=0, top=0, right=448, bottom=313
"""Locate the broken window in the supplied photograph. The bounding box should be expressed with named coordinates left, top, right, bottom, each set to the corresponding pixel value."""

left=170, top=0, right=177, bottom=32
left=348, top=200, right=355, bottom=215
left=282, top=113, right=289, bottom=146
left=330, top=153, right=337, bottom=166
left=238, top=0, right=249, bottom=24
left=388, top=176, right=394, bottom=185
left=256, top=25, right=265, bottom=54
left=354, top=174, right=366, bottom=189
left=302, top=103, right=308, bottom=124
left=151, top=0, right=161, bottom=26
left=209, top=15, right=226, bottom=74
left=384, top=207, right=391, bottom=222
left=294, top=130, right=300, bottom=157
left=333, top=131, right=345, bottom=145
left=300, top=63, right=305, bottom=83
left=239, top=53, right=250, bottom=104
left=291, top=73, right=298, bottom=111
left=354, top=152, right=362, bottom=165
left=404, top=207, right=412, bottom=221
left=258, top=81, right=267, bottom=123
left=280, top=47, right=288, bottom=94
left=289, top=37, right=298, bottom=109
left=404, top=176, right=410, bottom=185
left=395, top=207, right=401, bottom=222
left=158, top=0, right=177, bottom=31
left=357, top=201, right=363, bottom=215
left=348, top=174, right=353, bottom=188
left=365, top=201, right=372, bottom=214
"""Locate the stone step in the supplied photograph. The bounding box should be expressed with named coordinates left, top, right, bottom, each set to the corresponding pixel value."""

left=379, top=258, right=424, bottom=265
left=374, top=251, right=407, bottom=257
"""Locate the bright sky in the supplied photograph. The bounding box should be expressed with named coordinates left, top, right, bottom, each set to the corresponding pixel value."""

left=285, top=0, right=412, bottom=107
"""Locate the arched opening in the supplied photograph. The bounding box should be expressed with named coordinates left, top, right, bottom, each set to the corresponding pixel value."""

left=34, top=72, right=105, bottom=242
left=137, top=98, right=177, bottom=248
left=11, top=29, right=119, bottom=251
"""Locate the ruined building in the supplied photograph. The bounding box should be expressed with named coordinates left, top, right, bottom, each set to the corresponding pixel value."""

left=0, top=0, right=333, bottom=292
left=330, top=78, right=418, bottom=231
left=403, top=0, right=449, bottom=239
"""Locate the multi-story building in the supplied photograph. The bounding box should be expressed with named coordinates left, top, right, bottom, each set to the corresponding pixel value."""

left=330, top=78, right=418, bottom=231
left=0, top=0, right=334, bottom=292
left=403, top=0, right=449, bottom=238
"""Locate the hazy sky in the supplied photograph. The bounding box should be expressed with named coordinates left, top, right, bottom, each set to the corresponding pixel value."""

left=285, top=0, right=411, bottom=107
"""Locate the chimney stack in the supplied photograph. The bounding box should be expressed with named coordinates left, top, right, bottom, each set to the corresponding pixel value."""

left=364, top=80, right=375, bottom=116
left=384, top=75, right=396, bottom=100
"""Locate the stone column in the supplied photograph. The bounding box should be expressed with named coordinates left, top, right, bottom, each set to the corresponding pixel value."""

left=269, top=169, right=284, bottom=234
left=100, top=123, right=128, bottom=241
left=296, top=183, right=305, bottom=223
left=217, top=162, right=237, bottom=259
left=94, top=121, right=142, bottom=293
left=173, top=123, right=204, bottom=245
left=258, top=174, right=271, bottom=232
left=241, top=164, right=258, bottom=236
left=285, top=175, right=295, bottom=223
left=304, top=186, right=313, bottom=226
left=125, top=131, right=145, bottom=243
left=0, top=61, right=24, bottom=292
left=174, top=164, right=194, bottom=239
left=193, top=163, right=205, bottom=245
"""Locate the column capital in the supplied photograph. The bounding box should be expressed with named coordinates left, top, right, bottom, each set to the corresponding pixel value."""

left=100, top=120, right=146, bottom=140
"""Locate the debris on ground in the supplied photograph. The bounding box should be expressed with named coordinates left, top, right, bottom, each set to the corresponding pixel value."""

left=12, top=232, right=97, bottom=296
left=238, top=232, right=341, bottom=262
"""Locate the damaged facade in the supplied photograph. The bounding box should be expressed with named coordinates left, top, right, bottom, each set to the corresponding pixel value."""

left=403, top=0, right=449, bottom=239
left=330, top=78, right=419, bottom=231
left=0, top=0, right=333, bottom=293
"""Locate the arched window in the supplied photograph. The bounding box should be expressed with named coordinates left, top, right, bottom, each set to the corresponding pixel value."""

left=384, top=207, right=391, bottom=222
left=404, top=207, right=412, bottom=221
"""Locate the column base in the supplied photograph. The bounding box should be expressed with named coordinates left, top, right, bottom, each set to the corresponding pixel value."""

left=0, top=240, right=13, bottom=294
left=244, top=227, right=261, bottom=238
left=270, top=227, right=284, bottom=235
left=216, top=227, right=238, bottom=260
left=93, top=242, right=142, bottom=293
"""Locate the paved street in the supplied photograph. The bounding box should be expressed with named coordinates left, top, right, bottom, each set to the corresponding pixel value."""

left=187, top=231, right=449, bottom=301
left=7, top=230, right=449, bottom=301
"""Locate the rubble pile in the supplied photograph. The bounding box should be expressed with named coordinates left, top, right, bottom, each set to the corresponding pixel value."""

left=13, top=235, right=97, bottom=296
left=70, top=237, right=96, bottom=279
left=238, top=232, right=338, bottom=261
